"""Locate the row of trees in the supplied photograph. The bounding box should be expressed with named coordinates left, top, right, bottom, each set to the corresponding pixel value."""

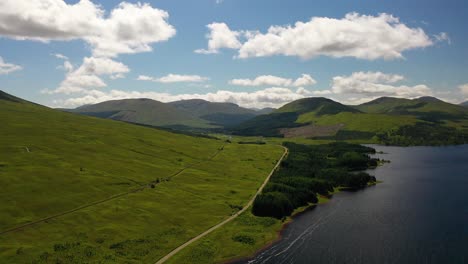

left=252, top=142, right=378, bottom=219
left=377, top=123, right=467, bottom=146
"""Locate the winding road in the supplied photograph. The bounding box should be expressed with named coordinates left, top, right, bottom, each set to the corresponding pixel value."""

left=155, top=145, right=288, bottom=264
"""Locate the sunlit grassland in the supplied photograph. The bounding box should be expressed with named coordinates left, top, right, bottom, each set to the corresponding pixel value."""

left=0, top=99, right=283, bottom=263
left=296, top=112, right=419, bottom=132
left=166, top=189, right=341, bottom=264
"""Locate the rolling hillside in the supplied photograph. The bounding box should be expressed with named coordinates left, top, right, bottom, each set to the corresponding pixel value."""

left=0, top=91, right=284, bottom=263
left=233, top=97, right=362, bottom=137
left=356, top=96, right=467, bottom=120
left=169, top=99, right=258, bottom=127
left=233, top=96, right=468, bottom=145
left=67, top=98, right=213, bottom=128
left=66, top=98, right=264, bottom=129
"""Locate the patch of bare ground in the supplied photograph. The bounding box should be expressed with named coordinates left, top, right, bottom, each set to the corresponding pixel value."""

left=280, top=123, right=344, bottom=138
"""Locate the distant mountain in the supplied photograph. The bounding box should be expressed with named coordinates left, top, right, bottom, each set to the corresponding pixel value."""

left=356, top=96, right=467, bottom=122
left=169, top=99, right=255, bottom=116
left=233, top=97, right=360, bottom=137
left=416, top=96, right=444, bottom=103
left=66, top=98, right=263, bottom=129
left=255, top=107, right=276, bottom=115
left=67, top=98, right=212, bottom=128
left=169, top=99, right=258, bottom=127
left=461, top=101, right=468, bottom=107
left=232, top=96, right=468, bottom=145
left=355, top=97, right=420, bottom=114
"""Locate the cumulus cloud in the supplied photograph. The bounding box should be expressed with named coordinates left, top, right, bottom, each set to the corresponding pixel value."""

left=198, top=13, right=437, bottom=60
left=194, top=23, right=242, bottom=54
left=137, top=74, right=209, bottom=83
left=229, top=74, right=316, bottom=87
left=45, top=57, right=130, bottom=94
left=0, top=0, right=176, bottom=57
left=52, top=87, right=310, bottom=109
left=331, top=71, right=432, bottom=98
left=0, top=56, right=22, bottom=74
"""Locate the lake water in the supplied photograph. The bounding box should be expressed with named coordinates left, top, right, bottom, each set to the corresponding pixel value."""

left=238, top=145, right=468, bottom=264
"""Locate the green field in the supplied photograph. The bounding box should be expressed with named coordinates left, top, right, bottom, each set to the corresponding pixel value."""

left=0, top=97, right=284, bottom=263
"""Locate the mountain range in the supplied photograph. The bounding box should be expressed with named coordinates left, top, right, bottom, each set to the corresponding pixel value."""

left=233, top=96, right=468, bottom=145
left=65, top=98, right=273, bottom=130
left=3, top=90, right=467, bottom=145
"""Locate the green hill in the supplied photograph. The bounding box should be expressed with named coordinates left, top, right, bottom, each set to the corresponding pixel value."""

left=356, top=96, right=466, bottom=117
left=233, top=96, right=468, bottom=145
left=67, top=98, right=262, bottom=130
left=169, top=99, right=258, bottom=127
left=0, top=91, right=284, bottom=263
left=67, top=98, right=213, bottom=128
left=277, top=97, right=360, bottom=115
left=233, top=97, right=361, bottom=137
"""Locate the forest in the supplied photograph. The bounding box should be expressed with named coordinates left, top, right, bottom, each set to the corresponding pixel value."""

left=252, top=142, right=379, bottom=219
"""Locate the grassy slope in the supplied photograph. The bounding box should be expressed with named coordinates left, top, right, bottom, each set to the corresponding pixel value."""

left=169, top=99, right=256, bottom=117
left=0, top=97, right=283, bottom=263
left=277, top=97, right=359, bottom=115
left=354, top=97, right=418, bottom=113
left=167, top=187, right=334, bottom=264
left=235, top=96, right=467, bottom=140
left=297, top=112, right=419, bottom=132
left=356, top=97, right=467, bottom=116
left=69, top=98, right=214, bottom=128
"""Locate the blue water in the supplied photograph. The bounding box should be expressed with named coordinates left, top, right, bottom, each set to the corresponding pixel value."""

left=239, top=145, right=468, bottom=264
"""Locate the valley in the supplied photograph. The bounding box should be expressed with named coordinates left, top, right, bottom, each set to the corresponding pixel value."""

left=1, top=90, right=467, bottom=263
left=0, top=92, right=284, bottom=263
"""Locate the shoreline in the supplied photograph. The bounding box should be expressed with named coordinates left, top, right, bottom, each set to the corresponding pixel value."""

left=223, top=182, right=382, bottom=264
left=223, top=193, right=334, bottom=264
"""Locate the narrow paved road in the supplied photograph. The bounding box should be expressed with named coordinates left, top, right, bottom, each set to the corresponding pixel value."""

left=155, top=145, right=288, bottom=264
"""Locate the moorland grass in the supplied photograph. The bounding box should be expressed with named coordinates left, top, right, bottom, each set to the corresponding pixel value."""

left=0, top=99, right=284, bottom=263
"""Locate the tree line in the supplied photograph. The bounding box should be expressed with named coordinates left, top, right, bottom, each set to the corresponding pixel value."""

left=252, top=142, right=378, bottom=219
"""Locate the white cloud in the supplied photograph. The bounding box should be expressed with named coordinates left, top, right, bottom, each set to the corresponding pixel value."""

left=311, top=90, right=333, bottom=96
left=75, top=57, right=129, bottom=76
left=0, top=0, right=176, bottom=57
left=137, top=74, right=209, bottom=83
left=215, top=0, right=224, bottom=4
left=46, top=57, right=130, bottom=94
left=52, top=53, right=69, bottom=60
left=52, top=87, right=310, bottom=109
left=56, top=60, right=74, bottom=72
left=52, top=53, right=74, bottom=72
left=199, top=13, right=435, bottom=60
left=331, top=71, right=432, bottom=98
left=136, top=75, right=153, bottom=81
left=229, top=74, right=316, bottom=87
left=434, top=32, right=451, bottom=44
left=0, top=56, right=22, bottom=74
left=293, top=74, right=317, bottom=87
left=459, top=84, right=468, bottom=97
left=194, top=23, right=242, bottom=54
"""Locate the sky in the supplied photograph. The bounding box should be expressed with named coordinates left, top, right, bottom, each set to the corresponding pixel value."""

left=0, top=0, right=467, bottom=109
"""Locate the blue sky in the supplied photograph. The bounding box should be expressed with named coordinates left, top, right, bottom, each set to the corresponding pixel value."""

left=0, top=0, right=467, bottom=108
